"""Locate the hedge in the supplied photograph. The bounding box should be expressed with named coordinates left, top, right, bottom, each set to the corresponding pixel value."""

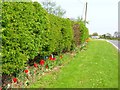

left=2, top=2, right=89, bottom=75
left=71, top=21, right=89, bottom=46
left=72, top=22, right=81, bottom=46
left=79, top=21, right=89, bottom=44
left=2, top=2, right=50, bottom=75
left=48, top=14, right=73, bottom=54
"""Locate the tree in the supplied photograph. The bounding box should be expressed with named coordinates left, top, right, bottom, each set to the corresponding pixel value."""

left=106, top=33, right=112, bottom=37
left=106, top=33, right=112, bottom=39
left=114, top=31, right=118, bottom=38
left=92, top=32, right=98, bottom=36
left=41, top=0, right=66, bottom=17
left=101, top=34, right=106, bottom=38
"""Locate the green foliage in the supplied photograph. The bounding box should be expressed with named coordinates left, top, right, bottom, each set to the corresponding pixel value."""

left=79, top=21, right=89, bottom=44
left=2, top=2, right=50, bottom=75
left=2, top=2, right=89, bottom=75
left=48, top=14, right=73, bottom=53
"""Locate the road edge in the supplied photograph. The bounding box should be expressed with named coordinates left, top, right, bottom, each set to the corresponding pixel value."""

left=106, top=40, right=120, bottom=51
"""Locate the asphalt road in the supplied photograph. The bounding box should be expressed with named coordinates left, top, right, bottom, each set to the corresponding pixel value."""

left=107, top=40, right=120, bottom=50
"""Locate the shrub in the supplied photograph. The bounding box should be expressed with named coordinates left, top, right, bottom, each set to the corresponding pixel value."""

left=79, top=21, right=89, bottom=44
left=48, top=14, right=74, bottom=54
left=2, top=2, right=89, bottom=75
left=2, top=2, right=50, bottom=75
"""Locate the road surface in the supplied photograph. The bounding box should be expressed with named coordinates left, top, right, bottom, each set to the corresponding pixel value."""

left=107, top=40, right=120, bottom=50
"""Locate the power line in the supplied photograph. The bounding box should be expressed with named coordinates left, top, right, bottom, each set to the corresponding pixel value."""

left=77, top=0, right=84, bottom=5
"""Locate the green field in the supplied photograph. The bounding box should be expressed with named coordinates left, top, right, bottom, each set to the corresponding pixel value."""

left=29, top=40, right=118, bottom=88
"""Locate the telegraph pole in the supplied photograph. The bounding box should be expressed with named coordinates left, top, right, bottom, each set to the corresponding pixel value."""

left=84, top=2, right=88, bottom=25
left=118, top=1, right=120, bottom=32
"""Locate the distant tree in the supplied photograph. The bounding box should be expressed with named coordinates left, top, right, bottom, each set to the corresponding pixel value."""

left=89, top=34, right=92, bottom=37
left=105, top=33, right=112, bottom=39
left=41, top=0, right=66, bottom=17
left=102, top=34, right=106, bottom=38
left=106, top=33, right=112, bottom=37
left=92, top=32, right=98, bottom=36
left=114, top=31, right=118, bottom=38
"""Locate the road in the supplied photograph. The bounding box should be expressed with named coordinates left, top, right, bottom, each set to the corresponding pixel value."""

left=107, top=40, right=120, bottom=50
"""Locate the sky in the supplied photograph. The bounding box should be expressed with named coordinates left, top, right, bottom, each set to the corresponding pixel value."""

left=37, top=0, right=119, bottom=35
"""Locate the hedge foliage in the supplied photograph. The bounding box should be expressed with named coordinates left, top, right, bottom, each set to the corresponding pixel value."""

left=48, top=14, right=73, bottom=53
left=2, top=2, right=50, bottom=74
left=79, top=21, right=89, bottom=44
left=2, top=2, right=89, bottom=75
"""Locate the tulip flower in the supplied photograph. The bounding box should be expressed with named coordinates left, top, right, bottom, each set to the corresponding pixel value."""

left=24, top=69, right=29, bottom=74
left=34, top=63, right=38, bottom=68
left=49, top=55, right=52, bottom=60
left=52, top=58, right=56, bottom=60
left=12, top=78, right=17, bottom=83
left=40, top=60, right=45, bottom=66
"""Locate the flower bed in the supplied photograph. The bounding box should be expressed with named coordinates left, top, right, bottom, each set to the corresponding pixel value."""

left=2, top=54, right=64, bottom=88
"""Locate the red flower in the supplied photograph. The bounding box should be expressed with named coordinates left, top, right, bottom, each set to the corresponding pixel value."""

left=12, top=78, right=17, bottom=83
left=49, top=55, right=52, bottom=60
left=49, top=57, right=53, bottom=60
left=24, top=69, right=29, bottom=74
left=40, top=60, right=45, bottom=66
left=52, top=58, right=56, bottom=60
left=49, top=55, right=56, bottom=61
left=50, top=58, right=56, bottom=61
left=34, top=63, right=38, bottom=68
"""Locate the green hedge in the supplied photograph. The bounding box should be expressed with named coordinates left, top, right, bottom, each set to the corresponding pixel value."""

left=2, top=2, right=89, bottom=75
left=48, top=14, right=73, bottom=53
left=79, top=21, right=89, bottom=44
left=2, top=2, right=50, bottom=75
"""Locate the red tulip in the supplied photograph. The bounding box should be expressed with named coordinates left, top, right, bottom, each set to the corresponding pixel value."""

left=49, top=57, right=56, bottom=61
left=49, top=57, right=53, bottom=60
left=12, top=78, right=17, bottom=83
left=49, top=55, right=52, bottom=60
left=34, top=63, right=38, bottom=68
left=40, top=60, right=45, bottom=66
left=52, top=58, right=56, bottom=60
left=24, top=69, right=29, bottom=74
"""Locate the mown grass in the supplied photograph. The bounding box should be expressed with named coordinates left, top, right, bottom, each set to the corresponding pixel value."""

left=29, top=40, right=118, bottom=88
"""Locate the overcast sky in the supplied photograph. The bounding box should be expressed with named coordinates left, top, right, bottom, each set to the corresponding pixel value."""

left=37, top=0, right=119, bottom=35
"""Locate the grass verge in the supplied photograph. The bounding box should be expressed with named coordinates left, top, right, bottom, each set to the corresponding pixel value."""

left=29, top=40, right=118, bottom=88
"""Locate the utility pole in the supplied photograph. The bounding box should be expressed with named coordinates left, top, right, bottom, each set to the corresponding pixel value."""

left=118, top=1, right=120, bottom=32
left=84, top=2, right=88, bottom=25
